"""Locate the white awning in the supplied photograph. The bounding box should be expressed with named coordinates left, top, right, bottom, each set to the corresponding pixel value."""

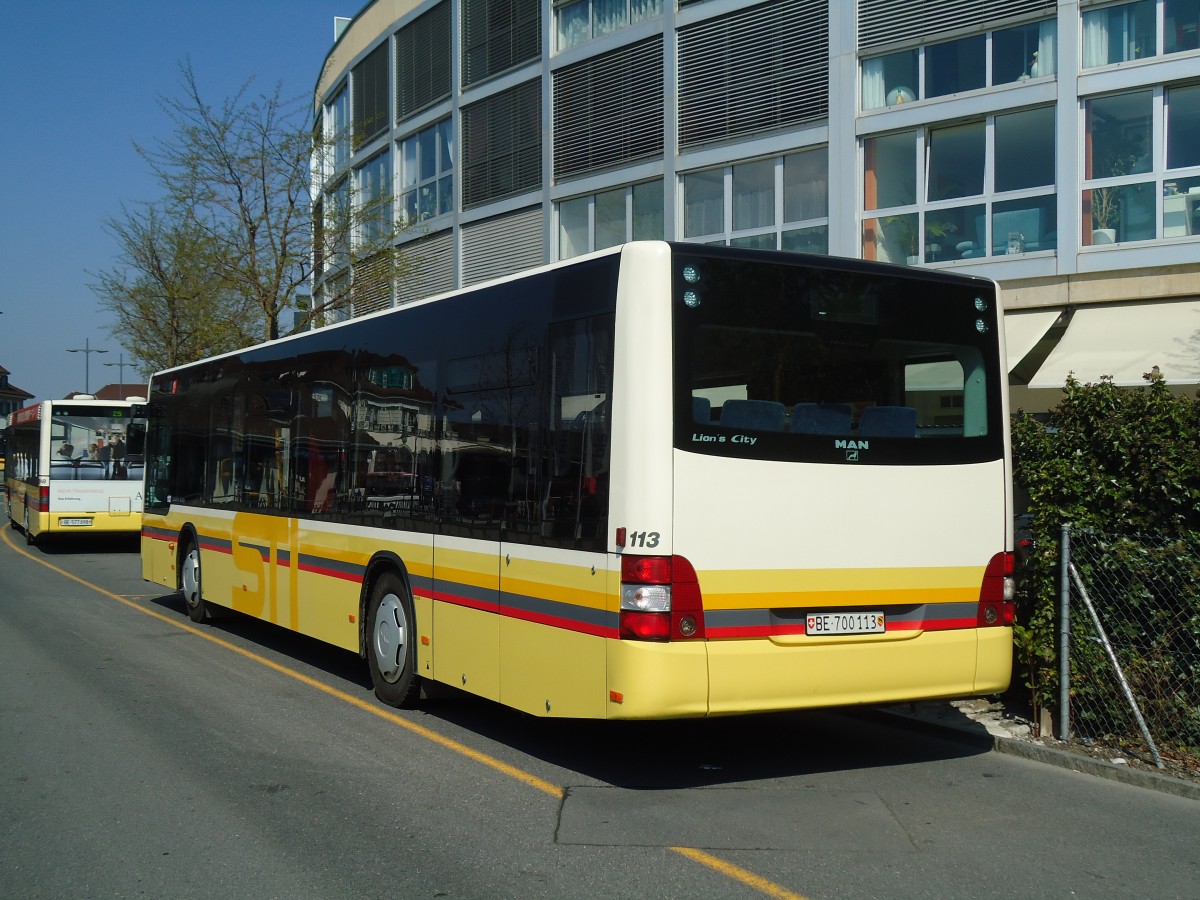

left=1003, top=309, right=1062, bottom=373
left=1028, top=300, right=1200, bottom=388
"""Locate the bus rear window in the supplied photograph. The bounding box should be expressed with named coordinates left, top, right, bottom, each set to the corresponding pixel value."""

left=673, top=249, right=1004, bottom=465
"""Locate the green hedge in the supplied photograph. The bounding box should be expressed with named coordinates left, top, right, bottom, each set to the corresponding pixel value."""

left=1011, top=372, right=1200, bottom=728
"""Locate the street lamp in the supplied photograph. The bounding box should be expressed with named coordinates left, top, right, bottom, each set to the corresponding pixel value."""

left=103, top=353, right=129, bottom=394
left=65, top=338, right=109, bottom=395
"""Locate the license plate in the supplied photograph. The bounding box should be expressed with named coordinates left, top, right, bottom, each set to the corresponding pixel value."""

left=60, top=518, right=93, bottom=527
left=806, top=612, right=885, bottom=635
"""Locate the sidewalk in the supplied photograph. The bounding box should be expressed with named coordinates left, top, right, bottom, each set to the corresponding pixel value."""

left=875, top=698, right=1200, bottom=802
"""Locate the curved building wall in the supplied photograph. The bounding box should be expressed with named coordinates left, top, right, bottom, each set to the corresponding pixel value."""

left=312, top=0, right=1200, bottom=400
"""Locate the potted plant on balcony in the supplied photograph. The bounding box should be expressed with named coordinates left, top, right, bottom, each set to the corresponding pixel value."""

left=1090, top=186, right=1120, bottom=244
left=877, top=215, right=958, bottom=264
left=1089, top=122, right=1143, bottom=245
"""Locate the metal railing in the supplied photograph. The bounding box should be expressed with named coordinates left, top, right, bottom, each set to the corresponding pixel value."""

left=1056, top=526, right=1200, bottom=770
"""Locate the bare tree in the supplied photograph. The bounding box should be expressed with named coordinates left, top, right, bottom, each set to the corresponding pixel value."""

left=99, top=59, right=408, bottom=368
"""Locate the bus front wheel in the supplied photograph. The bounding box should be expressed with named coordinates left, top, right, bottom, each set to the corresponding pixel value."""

left=366, top=572, right=420, bottom=708
left=181, top=540, right=207, bottom=623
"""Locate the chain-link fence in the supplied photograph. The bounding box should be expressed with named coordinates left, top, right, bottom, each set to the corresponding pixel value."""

left=1061, top=527, right=1200, bottom=773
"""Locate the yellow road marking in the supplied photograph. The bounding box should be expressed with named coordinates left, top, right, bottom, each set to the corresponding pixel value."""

left=2, top=523, right=809, bottom=899
left=671, top=847, right=811, bottom=900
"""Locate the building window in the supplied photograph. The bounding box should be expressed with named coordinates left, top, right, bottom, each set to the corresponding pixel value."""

left=396, top=1, right=452, bottom=121
left=326, top=83, right=351, bottom=173
left=1083, top=1, right=1157, bottom=66
left=994, top=20, right=1056, bottom=83
left=356, top=149, right=393, bottom=245
left=461, top=80, right=542, bottom=208
left=556, top=0, right=663, bottom=51
left=353, top=42, right=390, bottom=149
left=557, top=180, right=664, bottom=259
left=1083, top=85, right=1200, bottom=246
left=681, top=149, right=829, bottom=253
left=1083, top=1, right=1200, bottom=66
left=862, top=19, right=1057, bottom=111
left=327, top=178, right=351, bottom=272
left=863, top=108, right=1057, bottom=264
left=1166, top=0, right=1200, bottom=52
left=925, top=34, right=985, bottom=99
left=461, top=0, right=541, bottom=88
left=399, top=119, right=454, bottom=225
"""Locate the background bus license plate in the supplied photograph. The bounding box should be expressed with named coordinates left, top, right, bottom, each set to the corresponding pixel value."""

left=807, top=612, right=885, bottom=635
left=60, top=518, right=93, bottom=527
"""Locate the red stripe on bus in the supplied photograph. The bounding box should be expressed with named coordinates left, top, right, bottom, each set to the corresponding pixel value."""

left=296, top=562, right=362, bottom=583
left=429, top=589, right=497, bottom=614
left=705, top=618, right=981, bottom=639
left=501, top=604, right=616, bottom=639
left=887, top=617, right=978, bottom=631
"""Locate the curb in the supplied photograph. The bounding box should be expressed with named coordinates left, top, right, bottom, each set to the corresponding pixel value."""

left=867, top=708, right=1200, bottom=802
left=991, top=735, right=1200, bottom=802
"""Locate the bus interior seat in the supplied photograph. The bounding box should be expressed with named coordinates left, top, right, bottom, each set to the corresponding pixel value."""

left=76, top=463, right=107, bottom=479
left=692, top=396, right=711, bottom=423
left=719, top=399, right=786, bottom=431
left=790, top=402, right=852, bottom=435
left=858, top=405, right=918, bottom=437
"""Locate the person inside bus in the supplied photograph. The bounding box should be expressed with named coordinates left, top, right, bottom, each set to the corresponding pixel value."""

left=57, top=443, right=74, bottom=459
left=97, top=439, right=112, bottom=477
left=111, top=435, right=127, bottom=477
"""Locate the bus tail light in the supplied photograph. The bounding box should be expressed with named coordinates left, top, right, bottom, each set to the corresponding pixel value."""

left=619, top=554, right=705, bottom=641
left=977, top=551, right=1015, bottom=627
left=40, top=485, right=50, bottom=512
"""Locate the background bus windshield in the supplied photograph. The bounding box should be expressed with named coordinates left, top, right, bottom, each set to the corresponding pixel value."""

left=48, top=408, right=142, bottom=481
left=673, top=250, right=1004, bottom=466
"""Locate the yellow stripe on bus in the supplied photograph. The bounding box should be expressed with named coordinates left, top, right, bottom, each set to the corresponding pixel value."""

left=699, top=565, right=984, bottom=594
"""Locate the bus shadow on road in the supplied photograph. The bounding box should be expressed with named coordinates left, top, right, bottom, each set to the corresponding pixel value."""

left=145, top=588, right=994, bottom=789
left=148, top=591, right=374, bottom=692
left=24, top=533, right=140, bottom=555
left=416, top=691, right=995, bottom=789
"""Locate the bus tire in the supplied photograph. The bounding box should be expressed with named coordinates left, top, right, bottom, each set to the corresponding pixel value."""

left=23, top=508, right=35, bottom=546
left=366, top=571, right=420, bottom=708
left=180, top=538, right=207, bottom=624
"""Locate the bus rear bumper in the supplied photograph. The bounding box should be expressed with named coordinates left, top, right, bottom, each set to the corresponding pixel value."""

left=605, top=628, right=1012, bottom=719
left=706, top=628, right=1012, bottom=715
left=50, top=511, right=143, bottom=534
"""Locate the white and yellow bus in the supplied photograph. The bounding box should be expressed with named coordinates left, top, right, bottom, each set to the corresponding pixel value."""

left=5, top=398, right=146, bottom=543
left=140, top=242, right=1013, bottom=718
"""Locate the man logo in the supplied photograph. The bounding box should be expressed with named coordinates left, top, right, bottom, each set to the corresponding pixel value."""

left=835, top=438, right=867, bottom=462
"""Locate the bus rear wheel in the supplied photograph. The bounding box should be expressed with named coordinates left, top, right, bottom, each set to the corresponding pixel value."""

left=23, top=508, right=35, bottom=546
left=181, top=539, right=207, bottom=623
left=366, top=572, right=420, bottom=708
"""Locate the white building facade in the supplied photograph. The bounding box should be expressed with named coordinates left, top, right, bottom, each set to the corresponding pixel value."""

left=313, top=0, right=1200, bottom=406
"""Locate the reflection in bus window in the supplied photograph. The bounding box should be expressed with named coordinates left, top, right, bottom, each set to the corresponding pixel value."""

left=676, top=253, right=1001, bottom=464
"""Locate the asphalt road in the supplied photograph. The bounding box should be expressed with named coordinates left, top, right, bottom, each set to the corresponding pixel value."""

left=1, top=524, right=1197, bottom=900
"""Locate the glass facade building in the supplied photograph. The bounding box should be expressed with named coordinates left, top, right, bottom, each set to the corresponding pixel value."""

left=314, top=0, right=1200, bottom=402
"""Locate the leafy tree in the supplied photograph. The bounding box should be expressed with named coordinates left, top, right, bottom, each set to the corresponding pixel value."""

left=92, top=202, right=256, bottom=373
left=1011, top=371, right=1200, bottom=720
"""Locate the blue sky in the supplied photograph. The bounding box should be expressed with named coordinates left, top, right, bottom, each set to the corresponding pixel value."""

left=0, top=0, right=351, bottom=403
